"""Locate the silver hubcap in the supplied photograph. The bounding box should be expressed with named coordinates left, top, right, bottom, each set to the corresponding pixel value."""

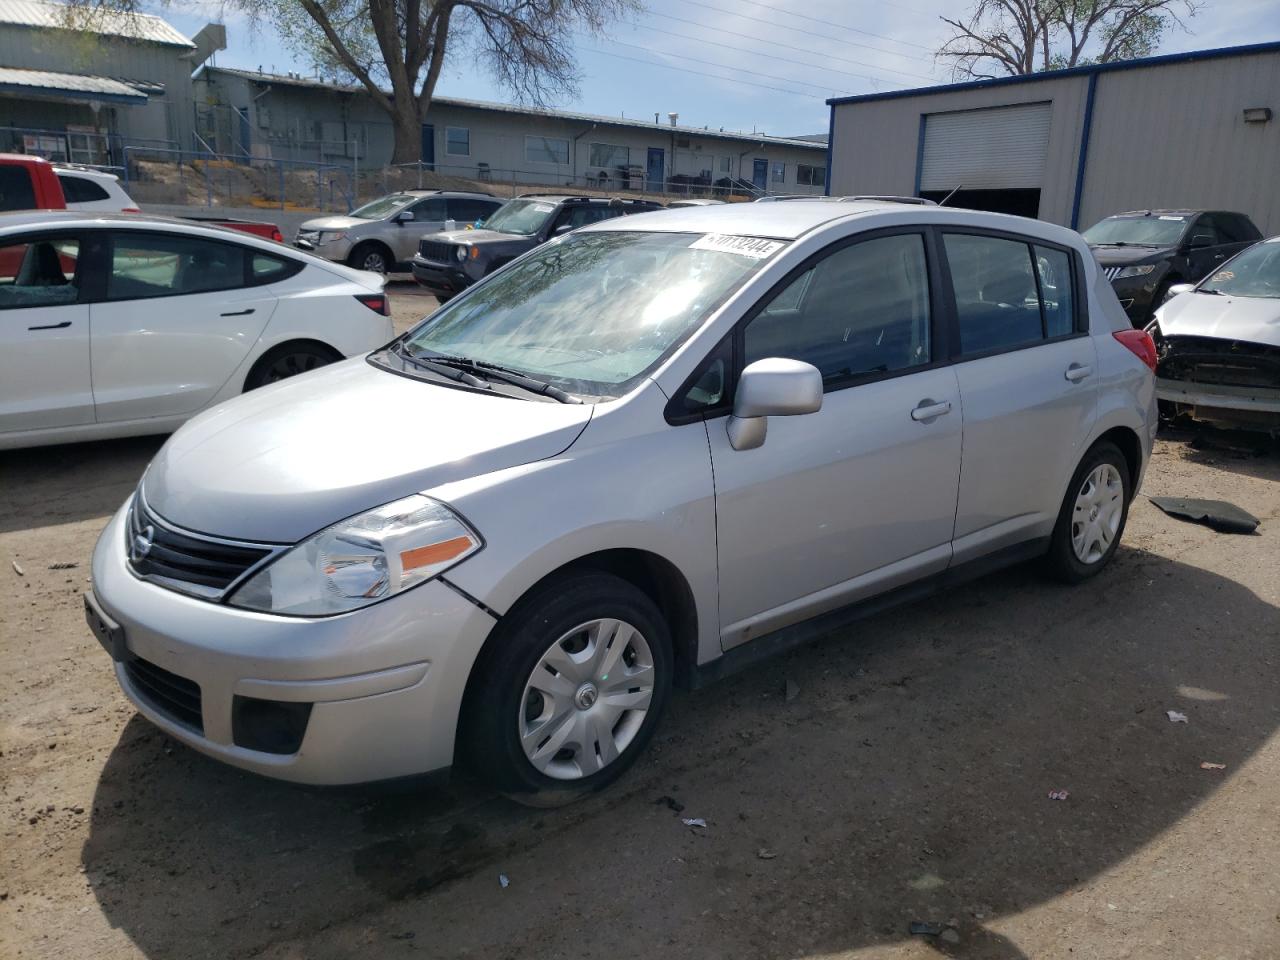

left=1071, top=463, right=1124, bottom=564
left=519, top=618, right=655, bottom=781
left=363, top=253, right=386, bottom=272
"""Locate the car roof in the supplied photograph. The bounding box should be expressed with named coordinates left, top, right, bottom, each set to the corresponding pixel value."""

left=0, top=210, right=286, bottom=245
left=579, top=198, right=1089, bottom=245
left=1105, top=209, right=1237, bottom=218
left=514, top=193, right=659, bottom=205
left=398, top=189, right=496, bottom=199
left=53, top=165, right=120, bottom=183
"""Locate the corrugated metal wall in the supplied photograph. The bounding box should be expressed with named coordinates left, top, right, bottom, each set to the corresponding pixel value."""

left=1080, top=51, right=1280, bottom=235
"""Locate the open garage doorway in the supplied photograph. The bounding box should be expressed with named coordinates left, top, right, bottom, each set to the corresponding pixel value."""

left=919, top=187, right=1042, bottom=218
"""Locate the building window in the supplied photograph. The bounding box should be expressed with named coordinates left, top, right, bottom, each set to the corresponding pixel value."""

left=525, top=135, right=570, bottom=165
left=719, top=156, right=732, bottom=174
left=771, top=161, right=785, bottom=183
left=446, top=127, right=470, bottom=157
left=796, top=163, right=826, bottom=187
left=589, top=142, right=629, bottom=169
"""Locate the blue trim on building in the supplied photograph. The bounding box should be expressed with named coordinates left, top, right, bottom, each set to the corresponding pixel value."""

left=823, top=104, right=834, bottom=196
left=0, top=83, right=145, bottom=105
left=913, top=114, right=927, bottom=197
left=826, top=39, right=1280, bottom=107
left=1069, top=73, right=1100, bottom=230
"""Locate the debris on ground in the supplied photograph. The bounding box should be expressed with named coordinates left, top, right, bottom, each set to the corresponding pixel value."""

left=908, top=921, right=946, bottom=937
left=1200, top=761, right=1227, bottom=770
left=757, top=848, right=776, bottom=860
left=10, top=560, right=23, bottom=576
left=1167, top=710, right=1189, bottom=723
left=498, top=874, right=509, bottom=889
left=939, top=928, right=961, bottom=944
left=654, top=795, right=685, bottom=813
left=48, top=561, right=78, bottom=570
left=784, top=678, right=800, bottom=702
left=681, top=818, right=707, bottom=830
left=1048, top=789, right=1070, bottom=800
left=1149, top=496, right=1260, bottom=534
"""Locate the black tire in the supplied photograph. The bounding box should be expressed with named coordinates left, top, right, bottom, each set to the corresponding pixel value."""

left=459, top=572, right=673, bottom=807
left=348, top=242, right=390, bottom=275
left=244, top=342, right=341, bottom=391
left=1044, top=440, right=1132, bottom=583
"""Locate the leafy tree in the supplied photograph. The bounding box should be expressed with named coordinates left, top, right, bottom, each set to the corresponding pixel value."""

left=937, top=0, right=1199, bottom=79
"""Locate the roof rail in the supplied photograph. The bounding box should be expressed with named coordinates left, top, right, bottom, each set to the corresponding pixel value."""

left=757, top=194, right=937, bottom=205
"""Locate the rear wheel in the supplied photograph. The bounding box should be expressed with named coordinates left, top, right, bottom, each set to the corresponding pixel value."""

left=460, top=572, right=672, bottom=807
left=244, top=342, right=341, bottom=391
left=349, top=242, right=390, bottom=275
left=1044, top=440, right=1131, bottom=582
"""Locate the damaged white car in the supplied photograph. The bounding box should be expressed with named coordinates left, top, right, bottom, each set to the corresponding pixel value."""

left=1150, top=236, right=1280, bottom=435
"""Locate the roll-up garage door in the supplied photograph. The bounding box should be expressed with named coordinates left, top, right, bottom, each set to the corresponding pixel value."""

left=919, top=102, right=1051, bottom=191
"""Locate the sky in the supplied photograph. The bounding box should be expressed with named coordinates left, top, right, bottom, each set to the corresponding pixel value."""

left=156, top=0, right=1280, bottom=139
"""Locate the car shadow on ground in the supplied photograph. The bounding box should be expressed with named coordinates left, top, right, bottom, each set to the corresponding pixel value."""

left=79, top=543, right=1280, bottom=959
left=0, top=436, right=163, bottom=535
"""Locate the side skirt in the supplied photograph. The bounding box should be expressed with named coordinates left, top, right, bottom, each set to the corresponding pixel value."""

left=688, top=537, right=1050, bottom=690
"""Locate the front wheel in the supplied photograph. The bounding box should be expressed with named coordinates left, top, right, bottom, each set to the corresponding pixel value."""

left=1044, top=440, right=1131, bottom=583
left=349, top=243, right=390, bottom=275
left=459, top=573, right=672, bottom=806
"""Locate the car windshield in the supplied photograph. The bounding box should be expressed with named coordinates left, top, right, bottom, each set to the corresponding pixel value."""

left=1199, top=240, right=1280, bottom=299
left=400, top=230, right=783, bottom=398
left=481, top=199, right=558, bottom=236
left=1083, top=216, right=1188, bottom=247
left=349, top=194, right=415, bottom=219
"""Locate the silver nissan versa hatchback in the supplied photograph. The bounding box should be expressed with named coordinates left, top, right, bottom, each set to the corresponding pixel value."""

left=88, top=201, right=1158, bottom=805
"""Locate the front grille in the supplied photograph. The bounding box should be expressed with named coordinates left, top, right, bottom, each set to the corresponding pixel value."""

left=128, top=497, right=273, bottom=599
left=1156, top=335, right=1280, bottom=390
left=418, top=239, right=456, bottom=263
left=1103, top=266, right=1124, bottom=281
left=125, top=657, right=203, bottom=733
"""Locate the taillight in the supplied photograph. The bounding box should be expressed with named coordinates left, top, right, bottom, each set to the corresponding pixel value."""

left=271, top=228, right=283, bottom=243
left=355, top=293, right=390, bottom=316
left=1114, top=329, right=1157, bottom=372
left=121, top=207, right=141, bottom=214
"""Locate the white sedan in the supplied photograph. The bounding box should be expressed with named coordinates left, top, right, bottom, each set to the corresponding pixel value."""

left=0, top=212, right=394, bottom=450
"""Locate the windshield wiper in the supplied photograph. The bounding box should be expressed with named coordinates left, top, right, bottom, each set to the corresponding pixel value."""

left=392, top=341, right=489, bottom=389
left=425, top=354, right=582, bottom=404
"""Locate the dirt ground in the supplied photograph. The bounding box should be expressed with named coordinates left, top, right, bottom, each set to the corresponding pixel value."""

left=2, top=296, right=1278, bottom=959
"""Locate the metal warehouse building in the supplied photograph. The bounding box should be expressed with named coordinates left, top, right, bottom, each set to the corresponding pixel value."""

left=825, top=41, right=1280, bottom=235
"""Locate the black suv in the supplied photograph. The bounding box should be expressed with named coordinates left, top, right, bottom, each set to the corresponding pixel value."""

left=411, top=194, right=662, bottom=299
left=1083, top=209, right=1262, bottom=325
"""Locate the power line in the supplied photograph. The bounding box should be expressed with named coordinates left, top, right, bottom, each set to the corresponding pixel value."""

left=650, top=10, right=936, bottom=82
left=728, top=0, right=937, bottom=51
left=603, top=36, right=857, bottom=96
left=679, top=0, right=936, bottom=63
left=632, top=21, right=914, bottom=87
left=580, top=46, right=840, bottom=103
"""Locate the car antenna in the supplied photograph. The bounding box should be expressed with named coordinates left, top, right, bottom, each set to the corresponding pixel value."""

left=938, top=184, right=963, bottom=206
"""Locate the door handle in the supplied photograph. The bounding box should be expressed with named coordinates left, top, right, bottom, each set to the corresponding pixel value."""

left=28, top=320, right=71, bottom=330
left=1064, top=362, right=1093, bottom=383
left=220, top=308, right=256, bottom=317
left=910, top=399, right=952, bottom=422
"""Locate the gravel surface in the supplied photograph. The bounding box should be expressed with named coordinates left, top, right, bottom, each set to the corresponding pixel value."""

left=2, top=306, right=1278, bottom=959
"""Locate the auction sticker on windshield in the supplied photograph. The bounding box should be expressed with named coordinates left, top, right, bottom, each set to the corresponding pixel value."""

left=690, top=234, right=785, bottom=259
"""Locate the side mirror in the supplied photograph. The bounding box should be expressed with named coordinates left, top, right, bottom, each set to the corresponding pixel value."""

left=726, top=358, right=823, bottom=451
left=1164, top=282, right=1195, bottom=303
left=395, top=210, right=415, bottom=225
left=1188, top=232, right=1213, bottom=249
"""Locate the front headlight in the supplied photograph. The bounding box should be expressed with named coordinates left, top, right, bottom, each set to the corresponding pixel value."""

left=318, top=231, right=347, bottom=244
left=228, top=495, right=481, bottom=616
left=1115, top=264, right=1156, bottom=279
left=455, top=245, right=469, bottom=262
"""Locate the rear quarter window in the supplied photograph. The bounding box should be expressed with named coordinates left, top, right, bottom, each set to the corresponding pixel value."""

left=59, top=175, right=110, bottom=203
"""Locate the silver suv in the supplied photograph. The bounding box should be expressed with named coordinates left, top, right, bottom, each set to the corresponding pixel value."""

left=295, top=190, right=502, bottom=274
left=88, top=201, right=1157, bottom=805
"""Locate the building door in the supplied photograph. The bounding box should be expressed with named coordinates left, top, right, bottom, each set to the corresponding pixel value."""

left=421, top=124, right=435, bottom=170
left=918, top=102, right=1050, bottom=217
left=646, top=147, right=664, bottom=192
left=752, top=158, right=768, bottom=191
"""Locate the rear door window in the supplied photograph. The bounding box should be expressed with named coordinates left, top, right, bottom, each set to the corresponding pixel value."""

left=107, top=233, right=247, bottom=301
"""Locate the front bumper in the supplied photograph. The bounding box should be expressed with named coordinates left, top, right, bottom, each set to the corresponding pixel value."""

left=411, top=256, right=473, bottom=295
left=1156, top=377, right=1280, bottom=431
left=89, top=502, right=497, bottom=784
left=294, top=236, right=353, bottom=262
left=1109, top=274, right=1163, bottom=324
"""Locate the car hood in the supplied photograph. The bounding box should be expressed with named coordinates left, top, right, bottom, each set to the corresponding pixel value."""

left=1090, top=245, right=1175, bottom=267
left=1156, top=291, right=1280, bottom=347
left=142, top=358, right=593, bottom=543
left=299, top=216, right=366, bottom=232
left=444, top=228, right=537, bottom=249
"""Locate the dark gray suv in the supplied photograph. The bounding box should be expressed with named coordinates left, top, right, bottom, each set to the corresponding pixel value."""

left=411, top=194, right=662, bottom=299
